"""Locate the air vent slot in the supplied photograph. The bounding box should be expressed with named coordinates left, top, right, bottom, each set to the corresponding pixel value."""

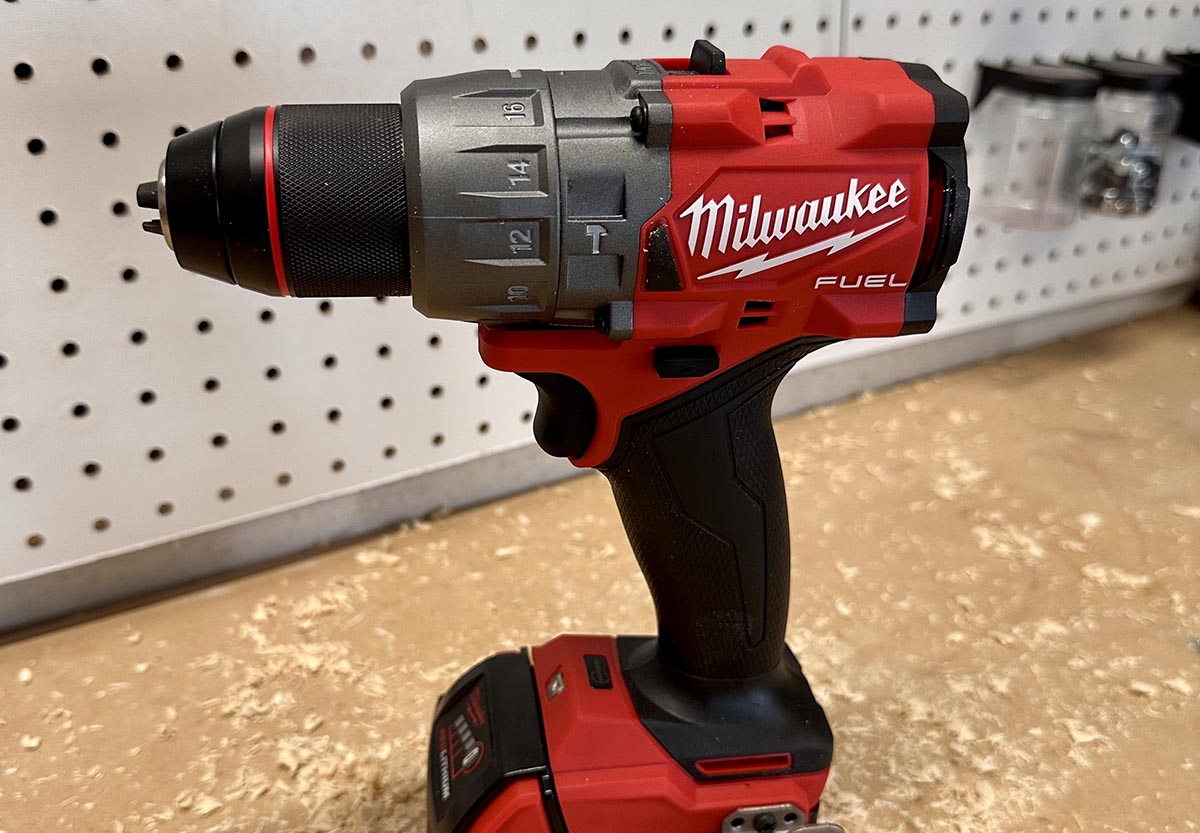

left=738, top=300, right=776, bottom=328
left=758, top=99, right=794, bottom=141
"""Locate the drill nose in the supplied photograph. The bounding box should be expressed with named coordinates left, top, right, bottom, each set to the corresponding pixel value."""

left=136, top=160, right=172, bottom=246
left=136, top=180, right=159, bottom=210
left=137, top=104, right=411, bottom=298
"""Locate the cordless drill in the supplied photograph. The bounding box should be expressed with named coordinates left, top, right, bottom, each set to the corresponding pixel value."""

left=138, top=41, right=968, bottom=833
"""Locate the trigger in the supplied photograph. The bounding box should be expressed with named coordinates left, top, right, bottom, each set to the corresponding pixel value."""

left=518, top=373, right=597, bottom=459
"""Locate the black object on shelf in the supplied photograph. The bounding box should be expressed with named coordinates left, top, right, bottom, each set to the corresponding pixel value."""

left=974, top=61, right=1102, bottom=106
left=1166, top=52, right=1200, bottom=143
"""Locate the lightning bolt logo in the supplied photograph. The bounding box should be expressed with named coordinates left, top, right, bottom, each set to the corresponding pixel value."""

left=695, top=216, right=904, bottom=281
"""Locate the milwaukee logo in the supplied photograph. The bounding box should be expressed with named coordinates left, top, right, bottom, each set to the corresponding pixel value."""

left=680, top=178, right=909, bottom=281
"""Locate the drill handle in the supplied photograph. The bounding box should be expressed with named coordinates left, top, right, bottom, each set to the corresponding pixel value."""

left=599, top=337, right=829, bottom=680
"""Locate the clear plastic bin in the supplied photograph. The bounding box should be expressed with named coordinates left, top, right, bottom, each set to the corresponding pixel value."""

left=1073, top=58, right=1182, bottom=216
left=972, top=63, right=1101, bottom=229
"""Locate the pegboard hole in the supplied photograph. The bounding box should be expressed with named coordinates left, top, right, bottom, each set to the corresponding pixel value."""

left=83, top=461, right=101, bottom=477
left=743, top=20, right=755, bottom=36
left=101, top=131, right=119, bottom=147
left=26, top=534, right=44, bottom=549
left=780, top=19, right=793, bottom=34
left=817, top=16, right=830, bottom=31
left=419, top=39, right=433, bottom=57
left=887, top=13, right=899, bottom=27
left=164, top=53, right=183, bottom=71
left=1009, top=8, right=1022, bottom=22
left=1066, top=6, right=1080, bottom=20
left=331, top=458, right=346, bottom=472
left=157, top=502, right=173, bottom=516
left=299, top=45, right=316, bottom=64
left=428, top=334, right=441, bottom=348
left=477, top=421, right=490, bottom=434
left=234, top=49, right=251, bottom=67
left=91, top=57, right=110, bottom=76
left=93, top=518, right=110, bottom=532
left=50, top=276, right=68, bottom=293
left=380, top=396, right=394, bottom=410
left=950, top=10, right=963, bottom=24
left=526, top=33, right=539, bottom=50
left=39, top=208, right=57, bottom=226
left=477, top=374, right=490, bottom=387
left=662, top=25, right=675, bottom=41
left=378, top=344, right=391, bottom=358
left=383, top=445, right=397, bottom=459
left=13, top=61, right=33, bottom=81
left=473, top=37, right=488, bottom=53
left=981, top=9, right=993, bottom=24
left=211, top=433, right=227, bottom=448
left=27, top=137, right=45, bottom=155
left=61, top=341, right=79, bottom=357
left=72, top=402, right=90, bottom=418
left=2, top=416, right=19, bottom=432
left=0, top=355, right=7, bottom=370
left=919, top=11, right=931, bottom=26
left=196, top=318, right=212, bottom=334
left=574, top=30, right=587, bottom=48
left=139, top=389, right=156, bottom=405
left=319, top=300, right=333, bottom=314
left=218, top=487, right=234, bottom=501
left=129, top=329, right=147, bottom=345
left=277, top=473, right=292, bottom=486
left=147, top=447, right=164, bottom=462
left=521, top=411, right=533, bottom=423
left=111, top=200, right=129, bottom=217
left=270, top=420, right=286, bottom=434
left=322, top=354, right=337, bottom=369
left=259, top=309, right=274, bottom=323
left=13, top=476, right=32, bottom=492
left=122, top=267, right=138, bottom=282
left=173, top=125, right=188, bottom=137
left=430, top=385, right=444, bottom=398
left=361, top=42, right=377, bottom=60
left=852, top=15, right=864, bottom=30
left=265, top=366, right=280, bottom=380
left=327, top=408, right=342, bottom=423
left=432, top=433, right=445, bottom=446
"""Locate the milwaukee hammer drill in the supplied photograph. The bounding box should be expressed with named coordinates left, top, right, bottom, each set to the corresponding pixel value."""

left=137, top=41, right=968, bottom=833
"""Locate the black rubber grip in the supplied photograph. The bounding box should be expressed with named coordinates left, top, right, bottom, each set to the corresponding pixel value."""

left=600, top=337, right=831, bottom=679
left=273, top=104, right=410, bottom=297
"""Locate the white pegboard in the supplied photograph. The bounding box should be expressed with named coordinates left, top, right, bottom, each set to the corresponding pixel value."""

left=1, top=0, right=1197, bottom=624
